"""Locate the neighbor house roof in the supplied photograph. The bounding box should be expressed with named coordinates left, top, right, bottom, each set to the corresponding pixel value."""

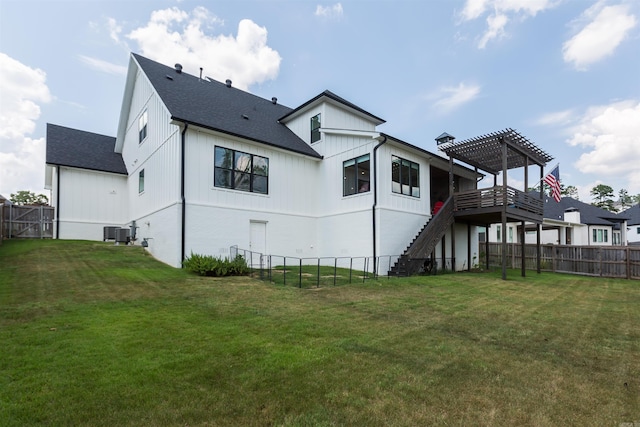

left=543, top=195, right=630, bottom=226
left=621, top=204, right=640, bottom=226
left=46, top=124, right=127, bottom=174
left=130, top=54, right=322, bottom=159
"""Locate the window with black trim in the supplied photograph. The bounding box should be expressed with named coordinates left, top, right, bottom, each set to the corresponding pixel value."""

left=138, top=169, right=145, bottom=194
left=311, top=113, right=321, bottom=143
left=214, top=147, right=269, bottom=194
left=343, top=154, right=370, bottom=196
left=138, top=110, right=148, bottom=143
left=391, top=156, right=419, bottom=197
left=592, top=228, right=608, bottom=243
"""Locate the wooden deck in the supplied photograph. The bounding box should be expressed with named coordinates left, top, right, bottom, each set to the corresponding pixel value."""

left=453, top=186, right=543, bottom=225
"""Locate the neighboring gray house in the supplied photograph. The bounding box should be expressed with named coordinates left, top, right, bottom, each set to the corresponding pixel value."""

left=622, top=204, right=640, bottom=246
left=486, top=195, right=630, bottom=246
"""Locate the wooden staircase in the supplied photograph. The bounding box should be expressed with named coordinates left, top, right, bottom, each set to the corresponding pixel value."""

left=388, top=196, right=455, bottom=276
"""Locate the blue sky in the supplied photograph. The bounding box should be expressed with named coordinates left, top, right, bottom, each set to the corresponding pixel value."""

left=1, top=0, right=639, bottom=203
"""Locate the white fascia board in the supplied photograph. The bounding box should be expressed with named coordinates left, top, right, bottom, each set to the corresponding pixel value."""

left=321, top=128, right=380, bottom=138
left=115, top=55, right=139, bottom=153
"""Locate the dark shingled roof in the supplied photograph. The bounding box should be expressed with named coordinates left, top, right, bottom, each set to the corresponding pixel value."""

left=132, top=54, right=322, bottom=159
left=46, top=124, right=127, bottom=174
left=278, top=89, right=385, bottom=124
left=621, top=204, right=640, bottom=226
left=543, top=195, right=630, bottom=226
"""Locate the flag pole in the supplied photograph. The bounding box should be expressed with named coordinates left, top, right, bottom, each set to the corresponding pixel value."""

left=531, top=162, right=559, bottom=190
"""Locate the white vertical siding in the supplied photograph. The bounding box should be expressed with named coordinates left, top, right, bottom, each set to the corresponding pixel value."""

left=56, top=167, right=128, bottom=240
left=324, top=102, right=377, bottom=133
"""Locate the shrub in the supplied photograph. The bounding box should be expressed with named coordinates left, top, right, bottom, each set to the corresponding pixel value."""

left=183, top=253, right=249, bottom=277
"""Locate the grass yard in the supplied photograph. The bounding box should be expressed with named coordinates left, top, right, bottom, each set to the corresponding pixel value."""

left=0, top=240, right=639, bottom=426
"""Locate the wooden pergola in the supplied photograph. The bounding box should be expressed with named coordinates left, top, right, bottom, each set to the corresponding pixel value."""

left=437, top=128, right=554, bottom=279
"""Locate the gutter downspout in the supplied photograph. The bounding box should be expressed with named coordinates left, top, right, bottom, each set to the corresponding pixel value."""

left=181, top=123, right=188, bottom=266
left=56, top=166, right=60, bottom=239
left=372, top=134, right=388, bottom=275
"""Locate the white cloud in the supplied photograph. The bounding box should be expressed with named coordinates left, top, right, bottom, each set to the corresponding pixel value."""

left=315, top=3, right=344, bottom=19
left=124, top=6, right=281, bottom=91
left=459, top=0, right=557, bottom=48
left=78, top=55, right=127, bottom=75
left=0, top=53, right=51, bottom=196
left=478, top=12, right=509, bottom=49
left=535, top=109, right=574, bottom=126
left=562, top=3, right=637, bottom=70
left=566, top=100, right=640, bottom=193
left=431, top=82, right=481, bottom=113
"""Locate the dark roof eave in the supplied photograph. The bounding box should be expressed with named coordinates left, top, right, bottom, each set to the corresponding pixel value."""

left=173, top=117, right=323, bottom=160
left=380, top=132, right=482, bottom=178
left=46, top=162, right=128, bottom=175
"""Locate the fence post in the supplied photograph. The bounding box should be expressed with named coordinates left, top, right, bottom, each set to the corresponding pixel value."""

left=627, top=247, right=631, bottom=280
left=299, top=259, right=302, bottom=288
left=349, top=258, right=353, bottom=284
left=317, top=259, right=321, bottom=288
left=333, top=258, right=337, bottom=286
left=363, top=258, right=368, bottom=283
left=598, top=247, right=602, bottom=277
left=283, top=257, right=286, bottom=286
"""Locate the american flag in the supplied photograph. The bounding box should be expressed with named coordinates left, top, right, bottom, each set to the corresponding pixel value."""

left=544, top=165, right=561, bottom=202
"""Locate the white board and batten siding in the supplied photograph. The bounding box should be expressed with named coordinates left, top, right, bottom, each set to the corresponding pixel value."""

left=53, top=166, right=128, bottom=240
left=182, top=128, right=321, bottom=263
left=113, top=66, right=187, bottom=267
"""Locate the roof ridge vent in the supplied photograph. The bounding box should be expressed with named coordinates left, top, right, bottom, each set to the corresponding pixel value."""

left=226, top=79, right=232, bottom=88
left=174, top=63, right=183, bottom=74
left=272, top=97, right=277, bottom=104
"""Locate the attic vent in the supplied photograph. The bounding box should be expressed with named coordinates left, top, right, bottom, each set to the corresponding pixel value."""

left=226, top=79, right=232, bottom=88
left=165, top=74, right=174, bottom=81
left=272, top=97, right=277, bottom=105
left=175, top=63, right=183, bottom=73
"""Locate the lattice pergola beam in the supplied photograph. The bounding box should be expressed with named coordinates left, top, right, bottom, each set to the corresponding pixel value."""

left=438, top=128, right=553, bottom=175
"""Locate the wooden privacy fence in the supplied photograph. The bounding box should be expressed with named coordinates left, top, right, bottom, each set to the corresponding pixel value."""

left=2, top=205, right=54, bottom=239
left=486, top=243, right=640, bottom=280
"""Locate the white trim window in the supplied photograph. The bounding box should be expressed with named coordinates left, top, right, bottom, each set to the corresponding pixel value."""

left=138, top=109, right=148, bottom=143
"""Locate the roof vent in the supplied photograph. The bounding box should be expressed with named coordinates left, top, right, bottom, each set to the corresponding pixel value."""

left=272, top=97, right=277, bottom=105
left=242, top=114, right=249, bottom=120
left=165, top=74, right=174, bottom=81
left=226, top=79, right=232, bottom=88
left=174, top=63, right=183, bottom=74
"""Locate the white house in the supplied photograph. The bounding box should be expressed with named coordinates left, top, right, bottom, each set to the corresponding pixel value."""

left=622, top=204, right=640, bottom=245
left=46, top=53, right=486, bottom=272
left=484, top=195, right=629, bottom=246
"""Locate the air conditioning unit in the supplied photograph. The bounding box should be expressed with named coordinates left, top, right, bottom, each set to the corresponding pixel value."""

left=103, top=226, right=118, bottom=241
left=115, top=228, right=130, bottom=245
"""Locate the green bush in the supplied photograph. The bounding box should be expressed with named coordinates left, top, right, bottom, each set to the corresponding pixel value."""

left=183, top=253, right=250, bottom=277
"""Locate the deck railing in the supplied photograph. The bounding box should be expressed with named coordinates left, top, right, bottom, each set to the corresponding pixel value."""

left=454, top=186, right=543, bottom=216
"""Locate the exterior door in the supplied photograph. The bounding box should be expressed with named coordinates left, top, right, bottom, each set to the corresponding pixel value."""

left=249, top=221, right=267, bottom=268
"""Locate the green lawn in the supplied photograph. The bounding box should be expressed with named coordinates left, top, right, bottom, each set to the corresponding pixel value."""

left=1, top=240, right=638, bottom=426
